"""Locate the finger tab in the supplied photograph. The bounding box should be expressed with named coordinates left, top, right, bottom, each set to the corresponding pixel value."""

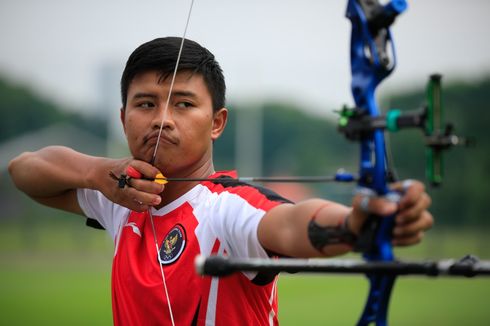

left=126, top=166, right=142, bottom=179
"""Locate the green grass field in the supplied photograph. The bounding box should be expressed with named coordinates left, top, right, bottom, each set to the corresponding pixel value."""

left=1, top=224, right=489, bottom=325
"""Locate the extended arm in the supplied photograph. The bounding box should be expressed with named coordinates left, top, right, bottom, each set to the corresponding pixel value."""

left=258, top=181, right=433, bottom=258
left=258, top=199, right=353, bottom=258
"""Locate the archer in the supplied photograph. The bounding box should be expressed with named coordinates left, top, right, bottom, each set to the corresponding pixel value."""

left=8, top=37, right=432, bottom=325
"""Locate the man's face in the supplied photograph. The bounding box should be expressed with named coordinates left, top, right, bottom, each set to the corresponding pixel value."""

left=121, top=70, right=226, bottom=176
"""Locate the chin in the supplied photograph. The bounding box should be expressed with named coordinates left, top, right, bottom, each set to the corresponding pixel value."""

left=130, top=150, right=153, bottom=164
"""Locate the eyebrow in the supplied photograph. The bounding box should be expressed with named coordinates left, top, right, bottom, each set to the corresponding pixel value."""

left=131, top=92, right=158, bottom=100
left=170, top=91, right=198, bottom=99
left=131, top=91, right=198, bottom=100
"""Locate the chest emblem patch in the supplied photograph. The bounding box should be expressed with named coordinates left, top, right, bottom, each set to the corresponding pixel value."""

left=159, top=224, right=186, bottom=265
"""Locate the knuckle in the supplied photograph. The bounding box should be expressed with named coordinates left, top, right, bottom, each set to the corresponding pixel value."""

left=415, top=232, right=424, bottom=244
left=425, top=212, right=434, bottom=229
left=113, top=191, right=123, bottom=202
left=425, top=193, right=432, bottom=207
left=151, top=183, right=164, bottom=194
left=134, top=206, right=145, bottom=213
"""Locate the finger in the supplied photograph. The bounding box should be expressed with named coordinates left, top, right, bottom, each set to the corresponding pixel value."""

left=352, top=194, right=398, bottom=217
left=391, top=180, right=426, bottom=210
left=125, top=186, right=162, bottom=207
left=112, top=188, right=150, bottom=212
left=126, top=165, right=142, bottom=178
left=125, top=160, right=165, bottom=193
left=128, top=200, right=151, bottom=213
left=127, top=177, right=165, bottom=195
left=369, top=196, right=398, bottom=216
left=396, top=192, right=432, bottom=223
left=390, top=179, right=417, bottom=192
left=392, top=231, right=425, bottom=247
left=393, top=211, right=433, bottom=237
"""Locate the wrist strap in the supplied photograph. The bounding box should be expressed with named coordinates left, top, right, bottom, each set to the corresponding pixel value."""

left=308, top=213, right=357, bottom=252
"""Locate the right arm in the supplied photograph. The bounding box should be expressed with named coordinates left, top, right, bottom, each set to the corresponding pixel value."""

left=8, top=146, right=163, bottom=215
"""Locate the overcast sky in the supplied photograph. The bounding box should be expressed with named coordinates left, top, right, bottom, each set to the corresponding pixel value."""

left=1, top=0, right=490, bottom=118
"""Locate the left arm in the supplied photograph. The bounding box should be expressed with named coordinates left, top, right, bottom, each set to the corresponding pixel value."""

left=257, top=199, right=352, bottom=258
left=257, top=180, right=433, bottom=258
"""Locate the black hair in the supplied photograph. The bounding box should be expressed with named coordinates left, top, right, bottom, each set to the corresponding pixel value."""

left=120, top=37, right=226, bottom=112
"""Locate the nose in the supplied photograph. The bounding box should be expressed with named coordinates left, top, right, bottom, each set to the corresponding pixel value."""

left=151, top=103, right=175, bottom=131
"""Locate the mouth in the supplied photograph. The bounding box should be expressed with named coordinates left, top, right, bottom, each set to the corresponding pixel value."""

left=143, top=131, right=178, bottom=146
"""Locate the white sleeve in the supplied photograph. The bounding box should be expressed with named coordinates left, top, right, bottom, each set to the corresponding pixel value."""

left=210, top=192, right=270, bottom=261
left=77, top=188, right=130, bottom=241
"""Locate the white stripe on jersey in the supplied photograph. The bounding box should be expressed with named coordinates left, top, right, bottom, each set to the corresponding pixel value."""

left=190, top=184, right=270, bottom=279
left=205, top=244, right=225, bottom=326
left=268, top=277, right=278, bottom=325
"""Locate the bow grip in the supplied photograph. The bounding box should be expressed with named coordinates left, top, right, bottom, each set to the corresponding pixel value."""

left=355, top=190, right=401, bottom=326
left=354, top=190, right=400, bottom=259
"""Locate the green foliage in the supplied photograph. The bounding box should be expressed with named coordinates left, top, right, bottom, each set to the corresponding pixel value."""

left=215, top=102, right=357, bottom=176
left=261, top=103, right=355, bottom=176
left=0, top=77, right=60, bottom=140
left=0, top=76, right=107, bottom=142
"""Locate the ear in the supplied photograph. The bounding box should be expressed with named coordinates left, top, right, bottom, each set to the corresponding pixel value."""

left=211, top=108, right=228, bottom=141
left=120, top=107, right=127, bottom=134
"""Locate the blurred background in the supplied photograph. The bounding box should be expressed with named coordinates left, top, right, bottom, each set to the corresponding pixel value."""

left=1, top=0, right=489, bottom=324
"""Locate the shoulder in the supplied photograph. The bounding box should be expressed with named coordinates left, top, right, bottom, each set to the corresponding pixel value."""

left=77, top=188, right=130, bottom=237
left=201, top=171, right=292, bottom=211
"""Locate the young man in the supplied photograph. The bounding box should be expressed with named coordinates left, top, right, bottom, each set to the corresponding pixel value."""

left=9, top=37, right=433, bottom=325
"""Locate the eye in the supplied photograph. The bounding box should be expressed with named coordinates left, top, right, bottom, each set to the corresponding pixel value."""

left=137, top=101, right=155, bottom=109
left=175, top=101, right=192, bottom=109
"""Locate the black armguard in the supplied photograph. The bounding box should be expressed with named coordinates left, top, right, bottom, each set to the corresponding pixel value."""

left=308, top=218, right=357, bottom=252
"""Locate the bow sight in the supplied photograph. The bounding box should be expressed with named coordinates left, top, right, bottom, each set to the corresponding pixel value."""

left=338, top=74, right=471, bottom=187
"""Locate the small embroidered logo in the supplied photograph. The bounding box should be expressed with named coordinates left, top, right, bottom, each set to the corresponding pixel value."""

left=159, top=224, right=186, bottom=265
left=124, top=222, right=142, bottom=237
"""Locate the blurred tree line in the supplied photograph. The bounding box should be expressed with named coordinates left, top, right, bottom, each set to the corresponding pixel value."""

left=216, top=77, right=490, bottom=227
left=1, top=74, right=489, bottom=227
left=0, top=77, right=106, bottom=142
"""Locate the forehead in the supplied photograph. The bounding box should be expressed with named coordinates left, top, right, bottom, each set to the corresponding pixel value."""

left=127, top=70, right=211, bottom=99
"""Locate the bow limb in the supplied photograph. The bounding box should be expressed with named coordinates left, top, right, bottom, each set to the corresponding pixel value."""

left=346, top=1, right=407, bottom=325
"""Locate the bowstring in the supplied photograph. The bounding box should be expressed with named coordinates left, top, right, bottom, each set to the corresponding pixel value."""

left=151, top=0, right=195, bottom=164
left=148, top=0, right=195, bottom=324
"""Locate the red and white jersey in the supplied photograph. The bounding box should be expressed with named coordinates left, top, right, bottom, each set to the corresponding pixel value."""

left=77, top=171, right=291, bottom=325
